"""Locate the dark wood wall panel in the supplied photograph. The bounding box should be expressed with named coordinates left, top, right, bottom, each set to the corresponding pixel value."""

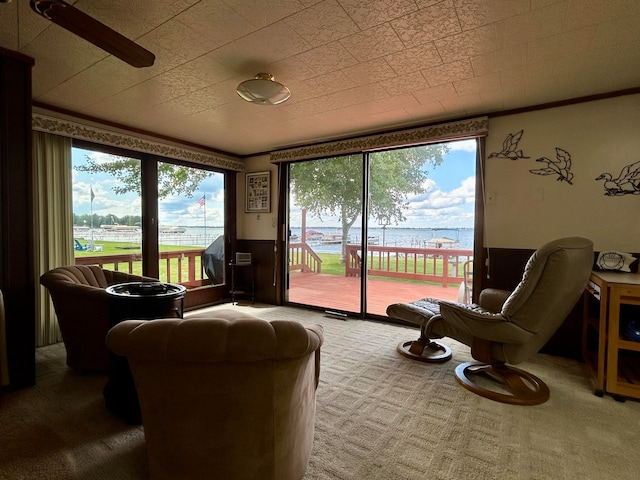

left=486, top=247, right=585, bottom=360
left=236, top=240, right=279, bottom=305
left=0, top=48, right=36, bottom=390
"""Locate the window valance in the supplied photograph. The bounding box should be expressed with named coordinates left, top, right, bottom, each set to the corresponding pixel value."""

left=270, top=116, right=488, bottom=163
left=32, top=113, right=244, bottom=172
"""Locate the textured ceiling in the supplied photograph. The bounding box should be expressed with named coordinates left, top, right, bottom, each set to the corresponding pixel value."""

left=1, top=0, right=639, bottom=156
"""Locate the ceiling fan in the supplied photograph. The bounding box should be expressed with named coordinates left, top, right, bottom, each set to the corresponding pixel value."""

left=29, top=0, right=155, bottom=68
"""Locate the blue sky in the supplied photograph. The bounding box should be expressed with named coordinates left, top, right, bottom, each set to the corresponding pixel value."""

left=402, top=138, right=477, bottom=228
left=72, top=148, right=226, bottom=226
left=291, top=138, right=477, bottom=229
left=73, top=137, right=476, bottom=229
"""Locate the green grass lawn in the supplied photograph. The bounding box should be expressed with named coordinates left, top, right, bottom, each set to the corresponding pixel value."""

left=293, top=252, right=458, bottom=286
left=74, top=240, right=203, bottom=282
left=74, top=239, right=201, bottom=256
left=75, top=242, right=459, bottom=286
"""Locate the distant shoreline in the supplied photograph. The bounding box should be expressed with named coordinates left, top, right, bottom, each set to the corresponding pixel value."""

left=75, top=225, right=475, bottom=250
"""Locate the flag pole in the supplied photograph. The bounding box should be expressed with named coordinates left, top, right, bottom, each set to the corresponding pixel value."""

left=203, top=193, right=207, bottom=244
left=90, top=186, right=95, bottom=249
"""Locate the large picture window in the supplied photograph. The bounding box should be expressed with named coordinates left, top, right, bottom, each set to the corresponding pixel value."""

left=71, top=143, right=229, bottom=300
left=285, top=139, right=479, bottom=317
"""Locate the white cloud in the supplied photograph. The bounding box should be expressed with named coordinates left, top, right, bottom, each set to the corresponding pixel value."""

left=403, top=176, right=475, bottom=227
left=448, top=139, right=477, bottom=152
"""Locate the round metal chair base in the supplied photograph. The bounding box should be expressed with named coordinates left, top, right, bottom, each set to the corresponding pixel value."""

left=397, top=339, right=452, bottom=363
left=454, top=361, right=550, bottom=405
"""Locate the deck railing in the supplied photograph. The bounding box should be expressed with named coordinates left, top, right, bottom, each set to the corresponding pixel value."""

left=288, top=242, right=472, bottom=288
left=345, top=244, right=473, bottom=287
left=289, top=243, right=323, bottom=273
left=78, top=244, right=471, bottom=290
left=75, top=248, right=208, bottom=288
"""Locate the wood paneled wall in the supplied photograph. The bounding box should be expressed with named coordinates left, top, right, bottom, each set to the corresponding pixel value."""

left=0, top=48, right=36, bottom=390
left=236, top=240, right=280, bottom=305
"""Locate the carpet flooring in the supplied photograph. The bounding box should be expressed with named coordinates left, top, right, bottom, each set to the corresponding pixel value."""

left=1, top=304, right=639, bottom=480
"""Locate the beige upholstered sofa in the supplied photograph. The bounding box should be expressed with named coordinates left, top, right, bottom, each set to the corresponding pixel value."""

left=106, top=309, right=324, bottom=480
left=40, top=265, right=158, bottom=373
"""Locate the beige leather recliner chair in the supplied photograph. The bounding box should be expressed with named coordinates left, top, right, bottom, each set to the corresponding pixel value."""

left=387, top=237, right=594, bottom=405
left=40, top=265, right=158, bottom=373
left=106, top=309, right=324, bottom=480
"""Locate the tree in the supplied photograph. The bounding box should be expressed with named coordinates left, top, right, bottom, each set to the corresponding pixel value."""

left=76, top=155, right=212, bottom=199
left=290, top=145, right=449, bottom=260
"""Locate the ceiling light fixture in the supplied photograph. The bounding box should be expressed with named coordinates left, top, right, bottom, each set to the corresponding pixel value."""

left=236, top=73, right=291, bottom=105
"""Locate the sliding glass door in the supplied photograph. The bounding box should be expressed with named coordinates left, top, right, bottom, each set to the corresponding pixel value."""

left=365, top=140, right=477, bottom=315
left=72, top=148, right=143, bottom=268
left=157, top=161, right=226, bottom=287
left=286, top=154, right=363, bottom=312
left=285, top=139, right=478, bottom=317
left=71, top=144, right=229, bottom=297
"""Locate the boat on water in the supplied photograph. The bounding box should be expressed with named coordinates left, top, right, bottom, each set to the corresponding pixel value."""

left=159, top=226, right=186, bottom=234
left=425, top=236, right=459, bottom=248
left=321, top=232, right=351, bottom=244
left=100, top=224, right=139, bottom=231
left=305, top=230, right=324, bottom=241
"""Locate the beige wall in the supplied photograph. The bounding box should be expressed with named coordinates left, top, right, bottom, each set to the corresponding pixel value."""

left=485, top=94, right=640, bottom=251
left=240, top=94, right=640, bottom=252
left=237, top=155, right=278, bottom=240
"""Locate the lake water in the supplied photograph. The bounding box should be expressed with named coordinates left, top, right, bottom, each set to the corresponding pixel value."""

left=291, top=227, right=474, bottom=254
left=82, top=226, right=474, bottom=252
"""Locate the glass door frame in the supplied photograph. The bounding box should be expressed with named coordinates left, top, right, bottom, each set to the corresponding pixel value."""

left=278, top=137, right=486, bottom=318
left=72, top=139, right=236, bottom=308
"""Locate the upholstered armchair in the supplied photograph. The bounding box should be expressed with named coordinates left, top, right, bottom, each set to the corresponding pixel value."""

left=40, top=265, right=158, bottom=373
left=106, top=309, right=323, bottom=480
left=387, top=237, right=594, bottom=405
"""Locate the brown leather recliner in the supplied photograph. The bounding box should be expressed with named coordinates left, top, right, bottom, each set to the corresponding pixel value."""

left=387, top=237, right=594, bottom=405
left=40, top=265, right=158, bottom=373
left=106, top=310, right=324, bottom=480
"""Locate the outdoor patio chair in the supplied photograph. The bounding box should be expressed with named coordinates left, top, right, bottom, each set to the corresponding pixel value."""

left=387, top=237, right=594, bottom=405
left=74, top=239, right=90, bottom=251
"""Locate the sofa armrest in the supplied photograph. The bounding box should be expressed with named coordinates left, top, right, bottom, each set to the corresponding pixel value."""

left=107, top=270, right=159, bottom=285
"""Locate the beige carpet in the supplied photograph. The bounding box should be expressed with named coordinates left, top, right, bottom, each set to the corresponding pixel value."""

left=1, top=304, right=639, bottom=480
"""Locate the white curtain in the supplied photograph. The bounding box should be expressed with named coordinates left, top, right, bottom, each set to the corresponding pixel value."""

left=33, top=131, right=74, bottom=346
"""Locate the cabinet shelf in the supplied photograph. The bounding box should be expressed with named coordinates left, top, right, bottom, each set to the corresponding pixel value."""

left=618, top=338, right=640, bottom=352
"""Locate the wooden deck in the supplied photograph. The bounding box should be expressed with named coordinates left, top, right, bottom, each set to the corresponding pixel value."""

left=287, top=272, right=462, bottom=316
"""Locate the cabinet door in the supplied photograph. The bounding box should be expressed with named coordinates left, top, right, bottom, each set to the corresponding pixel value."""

left=606, top=285, right=640, bottom=399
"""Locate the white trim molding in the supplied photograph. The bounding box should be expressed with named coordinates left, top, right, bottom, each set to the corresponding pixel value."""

left=270, top=116, right=488, bottom=163
left=32, top=113, right=245, bottom=172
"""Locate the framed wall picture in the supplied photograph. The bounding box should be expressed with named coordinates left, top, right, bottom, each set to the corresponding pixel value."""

left=245, top=171, right=271, bottom=213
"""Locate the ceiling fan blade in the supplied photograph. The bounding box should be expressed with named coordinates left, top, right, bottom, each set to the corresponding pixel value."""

left=30, top=0, right=155, bottom=68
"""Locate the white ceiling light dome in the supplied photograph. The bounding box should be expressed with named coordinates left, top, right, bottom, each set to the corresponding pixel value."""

left=236, top=73, right=291, bottom=105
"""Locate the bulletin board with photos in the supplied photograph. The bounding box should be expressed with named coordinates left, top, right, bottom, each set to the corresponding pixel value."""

left=245, top=171, right=271, bottom=213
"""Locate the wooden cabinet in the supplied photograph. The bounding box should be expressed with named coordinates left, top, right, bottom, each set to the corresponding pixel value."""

left=582, top=271, right=640, bottom=400
left=606, top=283, right=640, bottom=399
left=582, top=273, right=609, bottom=396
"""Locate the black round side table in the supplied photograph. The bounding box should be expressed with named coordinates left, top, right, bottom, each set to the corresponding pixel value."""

left=104, top=281, right=187, bottom=424
left=106, top=281, right=187, bottom=322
